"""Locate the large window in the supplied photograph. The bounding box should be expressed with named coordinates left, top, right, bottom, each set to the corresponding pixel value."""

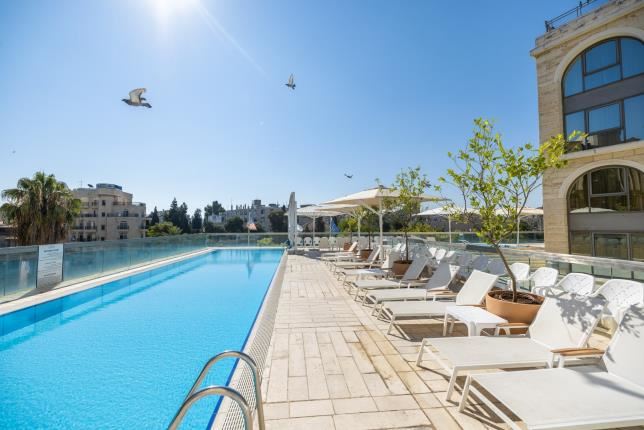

left=569, top=166, right=644, bottom=213
left=568, top=166, right=644, bottom=260
left=562, top=37, right=644, bottom=149
left=563, top=37, right=644, bottom=96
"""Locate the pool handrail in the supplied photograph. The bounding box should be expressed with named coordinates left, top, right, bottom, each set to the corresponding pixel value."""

left=167, top=385, right=252, bottom=430
left=180, top=350, right=265, bottom=430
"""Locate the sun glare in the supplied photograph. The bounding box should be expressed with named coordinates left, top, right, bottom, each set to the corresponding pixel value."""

left=148, top=0, right=199, bottom=25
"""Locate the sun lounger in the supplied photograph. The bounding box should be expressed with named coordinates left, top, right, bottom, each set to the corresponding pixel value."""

left=416, top=295, right=606, bottom=400
left=349, top=255, right=430, bottom=300
left=378, top=270, right=498, bottom=337
left=365, top=262, right=459, bottom=308
left=458, top=305, right=644, bottom=430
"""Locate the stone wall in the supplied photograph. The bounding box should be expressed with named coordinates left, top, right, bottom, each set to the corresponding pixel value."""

left=531, top=0, right=644, bottom=253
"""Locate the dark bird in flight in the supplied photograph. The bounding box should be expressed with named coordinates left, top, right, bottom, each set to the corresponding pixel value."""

left=285, top=74, right=296, bottom=90
left=122, top=88, right=152, bottom=108
left=344, top=173, right=353, bottom=179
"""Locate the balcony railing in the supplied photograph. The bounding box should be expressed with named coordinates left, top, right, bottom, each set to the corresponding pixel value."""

left=545, top=0, right=606, bottom=32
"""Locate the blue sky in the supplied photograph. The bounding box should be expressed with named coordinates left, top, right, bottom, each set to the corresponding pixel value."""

left=0, top=0, right=578, bottom=212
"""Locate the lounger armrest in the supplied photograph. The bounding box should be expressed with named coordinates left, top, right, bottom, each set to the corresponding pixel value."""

left=494, top=322, right=530, bottom=336
left=551, top=347, right=604, bottom=357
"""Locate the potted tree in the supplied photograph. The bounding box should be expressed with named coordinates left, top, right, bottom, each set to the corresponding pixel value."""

left=388, top=167, right=433, bottom=277
left=443, top=118, right=567, bottom=324
left=358, top=208, right=378, bottom=259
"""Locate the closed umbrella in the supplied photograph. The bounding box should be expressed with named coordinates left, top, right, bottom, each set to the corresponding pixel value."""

left=287, top=192, right=298, bottom=249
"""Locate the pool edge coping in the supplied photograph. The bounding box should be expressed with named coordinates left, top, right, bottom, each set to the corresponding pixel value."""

left=213, top=250, right=289, bottom=430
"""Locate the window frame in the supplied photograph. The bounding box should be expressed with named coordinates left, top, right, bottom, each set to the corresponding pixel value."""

left=562, top=37, right=644, bottom=97
left=566, top=166, right=644, bottom=213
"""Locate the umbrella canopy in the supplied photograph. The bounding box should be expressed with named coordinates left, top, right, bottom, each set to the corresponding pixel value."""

left=325, top=186, right=444, bottom=251
left=297, top=205, right=347, bottom=242
left=287, top=192, right=298, bottom=249
left=415, top=205, right=464, bottom=244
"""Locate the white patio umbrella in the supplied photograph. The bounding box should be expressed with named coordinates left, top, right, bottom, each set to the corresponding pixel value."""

left=313, top=204, right=361, bottom=240
left=287, top=192, right=298, bottom=249
left=324, top=186, right=444, bottom=253
left=297, top=205, right=346, bottom=245
left=416, top=205, right=464, bottom=244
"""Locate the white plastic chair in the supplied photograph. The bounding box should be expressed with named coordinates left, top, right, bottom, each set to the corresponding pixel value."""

left=529, top=267, right=558, bottom=289
left=319, top=237, right=329, bottom=250
left=296, top=237, right=303, bottom=246
left=509, top=262, right=530, bottom=281
left=303, top=237, right=312, bottom=247
left=313, top=237, right=320, bottom=247
left=536, top=272, right=595, bottom=297
left=595, top=279, right=644, bottom=325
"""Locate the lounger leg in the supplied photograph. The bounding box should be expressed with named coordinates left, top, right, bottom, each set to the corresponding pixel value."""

left=446, top=367, right=460, bottom=401
left=387, top=316, right=395, bottom=335
left=458, top=375, right=472, bottom=412
left=415, top=338, right=427, bottom=366
left=442, top=314, right=449, bottom=337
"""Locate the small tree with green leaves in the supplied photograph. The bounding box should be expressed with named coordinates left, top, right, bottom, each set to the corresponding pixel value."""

left=387, top=167, right=433, bottom=262
left=147, top=221, right=182, bottom=237
left=442, top=118, right=567, bottom=302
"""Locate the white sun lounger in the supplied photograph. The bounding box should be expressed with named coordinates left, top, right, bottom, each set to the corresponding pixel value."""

left=366, top=262, right=460, bottom=308
left=417, top=295, right=606, bottom=401
left=459, top=305, right=644, bottom=430
left=332, top=247, right=381, bottom=272
left=349, top=255, right=430, bottom=300
left=379, top=270, right=498, bottom=337
left=339, top=251, right=399, bottom=286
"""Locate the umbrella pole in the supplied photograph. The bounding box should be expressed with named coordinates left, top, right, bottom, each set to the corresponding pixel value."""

left=312, top=216, right=316, bottom=247
left=517, top=215, right=520, bottom=246
left=448, top=214, right=452, bottom=244
left=378, top=199, right=384, bottom=258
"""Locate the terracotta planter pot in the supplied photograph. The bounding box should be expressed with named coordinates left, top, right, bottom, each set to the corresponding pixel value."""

left=359, top=249, right=373, bottom=259
left=392, top=260, right=412, bottom=277
left=485, top=290, right=544, bottom=327
left=343, top=242, right=351, bottom=251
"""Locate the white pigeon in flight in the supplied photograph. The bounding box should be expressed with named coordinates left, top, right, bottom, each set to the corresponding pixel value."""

left=285, top=74, right=296, bottom=90
left=122, top=88, right=152, bottom=108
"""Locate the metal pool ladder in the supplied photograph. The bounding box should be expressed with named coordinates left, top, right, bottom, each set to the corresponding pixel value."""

left=167, top=350, right=265, bottom=430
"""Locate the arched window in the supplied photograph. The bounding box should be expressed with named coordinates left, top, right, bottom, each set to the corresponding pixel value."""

left=562, top=37, right=644, bottom=149
left=567, top=166, right=644, bottom=260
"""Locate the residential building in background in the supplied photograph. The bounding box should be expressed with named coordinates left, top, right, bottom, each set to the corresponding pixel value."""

left=532, top=0, right=644, bottom=260
left=221, top=199, right=284, bottom=231
left=70, top=183, right=147, bottom=241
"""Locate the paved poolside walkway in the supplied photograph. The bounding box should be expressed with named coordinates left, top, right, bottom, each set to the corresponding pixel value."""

left=260, top=254, right=503, bottom=430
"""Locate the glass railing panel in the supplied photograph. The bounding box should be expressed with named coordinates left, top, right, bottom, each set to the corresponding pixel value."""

left=0, top=246, right=38, bottom=297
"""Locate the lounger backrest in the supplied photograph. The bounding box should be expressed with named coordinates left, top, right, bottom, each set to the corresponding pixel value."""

left=381, top=250, right=400, bottom=269
left=487, top=259, right=506, bottom=276
left=597, top=279, right=644, bottom=324
left=347, top=241, right=357, bottom=252
left=471, top=255, right=489, bottom=272
left=402, top=255, right=430, bottom=281
left=426, top=263, right=460, bottom=291
left=530, top=267, right=558, bottom=288
left=443, top=250, right=457, bottom=263
left=371, top=246, right=383, bottom=262
left=602, top=305, right=644, bottom=387
left=556, top=273, right=595, bottom=296
left=528, top=295, right=605, bottom=349
left=434, top=248, right=446, bottom=262
left=509, top=262, right=530, bottom=281
left=428, top=247, right=437, bottom=258
left=455, top=270, right=498, bottom=305
left=456, top=252, right=472, bottom=267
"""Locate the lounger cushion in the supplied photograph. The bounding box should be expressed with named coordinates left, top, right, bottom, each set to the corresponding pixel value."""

left=382, top=300, right=450, bottom=317
left=368, top=289, right=430, bottom=302
left=427, top=336, right=552, bottom=368
left=473, top=366, right=644, bottom=429
left=353, top=279, right=400, bottom=289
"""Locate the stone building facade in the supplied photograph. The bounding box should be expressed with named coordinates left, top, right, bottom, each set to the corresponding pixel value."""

left=70, top=183, right=147, bottom=242
left=532, top=0, right=644, bottom=260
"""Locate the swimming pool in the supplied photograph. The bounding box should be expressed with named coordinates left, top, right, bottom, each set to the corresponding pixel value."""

left=0, top=248, right=283, bottom=429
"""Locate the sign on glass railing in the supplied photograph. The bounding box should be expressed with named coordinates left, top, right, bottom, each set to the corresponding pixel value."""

left=37, top=244, right=64, bottom=288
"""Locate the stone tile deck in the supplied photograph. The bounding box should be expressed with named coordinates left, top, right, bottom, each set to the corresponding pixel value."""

left=261, top=255, right=503, bottom=429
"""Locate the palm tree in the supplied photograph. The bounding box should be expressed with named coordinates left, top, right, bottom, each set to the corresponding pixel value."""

left=0, top=172, right=80, bottom=246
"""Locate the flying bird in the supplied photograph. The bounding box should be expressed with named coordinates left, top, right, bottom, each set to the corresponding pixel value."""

left=344, top=173, right=353, bottom=179
left=285, top=74, right=296, bottom=90
left=122, top=88, right=152, bottom=108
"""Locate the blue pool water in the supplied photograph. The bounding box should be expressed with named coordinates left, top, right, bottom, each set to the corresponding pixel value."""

left=0, top=248, right=282, bottom=430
